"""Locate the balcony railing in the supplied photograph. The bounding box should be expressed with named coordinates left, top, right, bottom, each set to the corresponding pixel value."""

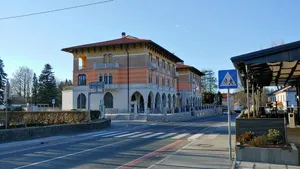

left=173, top=72, right=179, bottom=77
left=94, top=63, right=119, bottom=69
left=148, top=62, right=158, bottom=70
left=104, top=84, right=118, bottom=90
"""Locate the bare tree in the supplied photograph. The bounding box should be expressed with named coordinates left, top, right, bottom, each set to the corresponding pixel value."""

left=10, top=66, right=33, bottom=103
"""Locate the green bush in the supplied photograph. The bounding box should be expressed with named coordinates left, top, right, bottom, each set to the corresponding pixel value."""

left=248, top=135, right=268, bottom=147
left=267, top=129, right=284, bottom=145
left=7, top=111, right=88, bottom=128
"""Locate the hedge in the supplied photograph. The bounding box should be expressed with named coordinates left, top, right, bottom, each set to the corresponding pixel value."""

left=7, top=111, right=89, bottom=128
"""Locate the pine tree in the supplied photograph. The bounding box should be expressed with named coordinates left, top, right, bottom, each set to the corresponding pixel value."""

left=0, top=59, right=7, bottom=104
left=38, top=64, right=58, bottom=105
left=32, top=73, right=38, bottom=104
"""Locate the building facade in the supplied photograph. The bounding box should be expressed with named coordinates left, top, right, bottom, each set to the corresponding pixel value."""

left=272, top=86, right=297, bottom=109
left=62, top=33, right=183, bottom=114
left=176, top=64, right=204, bottom=112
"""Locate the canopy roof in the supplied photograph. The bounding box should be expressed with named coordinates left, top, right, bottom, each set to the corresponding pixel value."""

left=231, top=40, right=300, bottom=88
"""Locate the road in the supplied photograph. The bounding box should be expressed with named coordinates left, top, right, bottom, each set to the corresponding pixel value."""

left=0, top=115, right=235, bottom=169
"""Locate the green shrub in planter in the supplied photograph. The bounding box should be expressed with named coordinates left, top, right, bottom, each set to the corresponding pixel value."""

left=267, top=129, right=284, bottom=144
left=249, top=135, right=268, bottom=147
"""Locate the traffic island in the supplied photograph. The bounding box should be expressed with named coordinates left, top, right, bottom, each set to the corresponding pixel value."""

left=0, top=119, right=111, bottom=143
left=236, top=129, right=299, bottom=165
left=236, top=143, right=298, bottom=165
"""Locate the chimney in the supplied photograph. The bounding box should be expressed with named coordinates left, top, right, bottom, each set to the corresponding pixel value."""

left=122, top=32, right=126, bottom=38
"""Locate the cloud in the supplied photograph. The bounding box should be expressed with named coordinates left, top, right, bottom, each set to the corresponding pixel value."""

left=175, top=25, right=180, bottom=28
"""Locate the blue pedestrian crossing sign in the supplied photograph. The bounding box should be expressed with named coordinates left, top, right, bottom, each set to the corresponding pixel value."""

left=218, top=69, right=238, bottom=89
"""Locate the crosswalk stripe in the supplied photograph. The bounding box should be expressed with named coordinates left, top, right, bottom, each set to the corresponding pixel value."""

left=102, top=131, right=129, bottom=138
left=92, top=131, right=122, bottom=137
left=128, top=132, right=153, bottom=138
left=142, top=132, right=165, bottom=138
left=187, top=134, right=203, bottom=141
left=77, top=131, right=108, bottom=137
left=157, top=133, right=177, bottom=139
left=171, top=133, right=189, bottom=139
left=115, top=132, right=141, bottom=138
left=206, top=134, right=219, bottom=139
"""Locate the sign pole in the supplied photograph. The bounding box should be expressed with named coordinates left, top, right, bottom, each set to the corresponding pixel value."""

left=219, top=69, right=237, bottom=162
left=228, top=88, right=232, bottom=161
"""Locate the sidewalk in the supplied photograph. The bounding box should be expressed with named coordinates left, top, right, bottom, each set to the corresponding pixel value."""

left=235, top=161, right=300, bottom=169
left=149, top=132, right=235, bottom=169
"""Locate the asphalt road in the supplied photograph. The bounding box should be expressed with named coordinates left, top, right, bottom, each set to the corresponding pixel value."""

left=0, top=115, right=234, bottom=169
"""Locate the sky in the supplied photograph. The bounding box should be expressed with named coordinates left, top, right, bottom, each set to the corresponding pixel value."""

left=1, top=0, right=300, bottom=83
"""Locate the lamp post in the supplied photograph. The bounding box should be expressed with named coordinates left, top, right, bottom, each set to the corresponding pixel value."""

left=125, top=47, right=130, bottom=114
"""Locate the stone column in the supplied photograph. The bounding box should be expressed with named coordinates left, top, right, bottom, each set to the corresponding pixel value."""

left=152, top=102, right=155, bottom=113
left=144, top=102, right=148, bottom=115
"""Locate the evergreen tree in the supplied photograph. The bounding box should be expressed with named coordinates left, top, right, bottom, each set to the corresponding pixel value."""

left=0, top=59, right=7, bottom=104
left=31, top=73, right=38, bottom=104
left=38, top=64, right=58, bottom=105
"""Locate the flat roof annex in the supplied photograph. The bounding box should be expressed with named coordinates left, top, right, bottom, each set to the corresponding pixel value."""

left=231, top=40, right=300, bottom=88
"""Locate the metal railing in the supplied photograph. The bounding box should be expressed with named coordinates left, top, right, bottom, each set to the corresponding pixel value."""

left=94, top=63, right=119, bottom=69
left=104, top=84, right=118, bottom=90
left=148, top=62, right=158, bottom=70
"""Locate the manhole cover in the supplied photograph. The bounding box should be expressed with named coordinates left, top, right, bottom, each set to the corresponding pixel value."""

left=196, top=144, right=213, bottom=147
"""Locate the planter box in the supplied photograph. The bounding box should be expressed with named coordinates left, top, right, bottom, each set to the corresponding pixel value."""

left=236, top=118, right=286, bottom=140
left=236, top=143, right=299, bottom=165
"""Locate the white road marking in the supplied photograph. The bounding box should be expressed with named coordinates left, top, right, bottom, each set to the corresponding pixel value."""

left=76, top=131, right=107, bottom=137
left=171, top=133, right=189, bottom=139
left=187, top=133, right=203, bottom=141
left=142, top=132, right=165, bottom=138
left=128, top=132, right=153, bottom=138
left=102, top=131, right=129, bottom=138
left=206, top=134, right=219, bottom=139
left=115, top=132, right=141, bottom=138
left=157, top=133, right=177, bottom=139
left=92, top=131, right=121, bottom=137
left=13, top=140, right=129, bottom=169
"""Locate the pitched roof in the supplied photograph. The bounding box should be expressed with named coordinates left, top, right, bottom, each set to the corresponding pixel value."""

left=62, top=35, right=149, bottom=51
left=62, top=34, right=183, bottom=63
left=176, top=63, right=205, bottom=76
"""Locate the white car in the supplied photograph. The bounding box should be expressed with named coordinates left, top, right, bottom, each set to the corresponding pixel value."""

left=0, top=105, right=6, bottom=110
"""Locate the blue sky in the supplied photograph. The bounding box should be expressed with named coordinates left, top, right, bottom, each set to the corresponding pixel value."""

left=1, top=0, right=300, bottom=83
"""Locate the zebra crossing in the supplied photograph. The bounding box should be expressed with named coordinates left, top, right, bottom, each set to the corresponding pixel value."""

left=76, top=128, right=220, bottom=141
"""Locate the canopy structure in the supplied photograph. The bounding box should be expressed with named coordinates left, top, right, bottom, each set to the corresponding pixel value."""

left=231, top=41, right=300, bottom=122
left=231, top=41, right=300, bottom=88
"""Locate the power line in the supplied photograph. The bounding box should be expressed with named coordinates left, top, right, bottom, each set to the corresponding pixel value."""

left=0, top=0, right=114, bottom=21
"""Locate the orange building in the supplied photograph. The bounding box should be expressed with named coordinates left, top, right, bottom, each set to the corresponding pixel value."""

left=62, top=33, right=184, bottom=113
left=176, top=64, right=204, bottom=112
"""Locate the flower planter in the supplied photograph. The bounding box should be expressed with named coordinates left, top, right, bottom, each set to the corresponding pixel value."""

left=236, top=143, right=298, bottom=165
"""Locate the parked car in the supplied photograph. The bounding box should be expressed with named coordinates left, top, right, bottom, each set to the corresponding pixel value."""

left=0, top=105, right=6, bottom=111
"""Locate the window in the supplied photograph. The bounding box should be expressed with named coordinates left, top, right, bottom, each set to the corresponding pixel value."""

left=149, top=53, right=152, bottom=63
left=168, top=63, right=170, bottom=71
left=77, top=93, right=86, bottom=109
left=149, top=72, right=152, bottom=83
left=156, top=74, right=159, bottom=85
left=162, top=77, right=165, bottom=86
left=156, top=57, right=160, bottom=66
left=109, top=73, right=113, bottom=84
left=78, top=74, right=86, bottom=86
left=99, top=74, right=103, bottom=82
left=104, top=74, right=108, bottom=84
left=167, top=79, right=170, bottom=87
left=104, top=54, right=112, bottom=63
left=162, top=60, right=165, bottom=69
